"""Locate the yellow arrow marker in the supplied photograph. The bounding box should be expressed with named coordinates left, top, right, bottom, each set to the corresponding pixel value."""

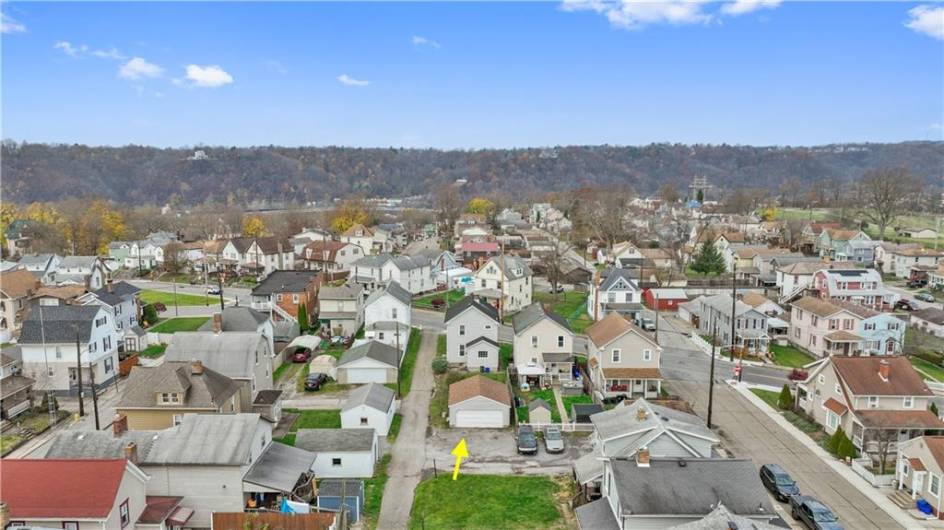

left=450, top=438, right=469, bottom=480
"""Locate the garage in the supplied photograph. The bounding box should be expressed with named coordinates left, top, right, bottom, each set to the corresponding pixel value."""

left=336, top=341, right=400, bottom=385
left=343, top=367, right=388, bottom=384
left=455, top=409, right=505, bottom=428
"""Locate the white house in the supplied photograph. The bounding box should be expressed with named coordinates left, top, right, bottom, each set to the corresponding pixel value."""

left=16, top=253, right=60, bottom=284
left=54, top=256, right=108, bottom=290
left=471, top=255, right=532, bottom=315
left=911, top=308, right=944, bottom=338
left=512, top=303, right=576, bottom=385
left=350, top=253, right=434, bottom=296
left=341, top=224, right=376, bottom=255
left=77, top=280, right=141, bottom=339
left=341, top=383, right=397, bottom=436
left=587, top=267, right=643, bottom=322
left=19, top=305, right=120, bottom=394
left=318, top=284, right=364, bottom=336
left=444, top=295, right=501, bottom=370
left=363, top=281, right=412, bottom=350
left=296, top=428, right=379, bottom=478
left=448, top=375, right=512, bottom=428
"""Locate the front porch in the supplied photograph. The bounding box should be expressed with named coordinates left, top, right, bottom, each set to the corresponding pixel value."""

left=597, top=368, right=662, bottom=399
left=517, top=359, right=575, bottom=387
left=825, top=331, right=864, bottom=356
left=850, top=411, right=944, bottom=461
left=734, top=329, right=770, bottom=355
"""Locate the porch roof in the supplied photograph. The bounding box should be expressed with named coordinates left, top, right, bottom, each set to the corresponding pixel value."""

left=855, top=410, right=944, bottom=429
left=736, top=329, right=769, bottom=339
left=823, top=397, right=848, bottom=416
left=825, top=330, right=863, bottom=343
left=602, top=367, right=662, bottom=380
left=517, top=363, right=545, bottom=376
left=909, top=457, right=927, bottom=472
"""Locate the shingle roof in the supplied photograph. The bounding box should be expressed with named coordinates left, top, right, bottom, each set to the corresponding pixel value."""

left=338, top=341, right=401, bottom=368
left=94, top=281, right=140, bottom=299
left=43, top=430, right=162, bottom=460
left=590, top=398, right=717, bottom=444
left=342, top=383, right=395, bottom=413
left=1, top=459, right=131, bottom=519
left=364, top=281, right=411, bottom=307
left=855, top=410, right=944, bottom=429
left=586, top=312, right=656, bottom=349
left=914, top=307, right=944, bottom=326
left=252, top=270, right=319, bottom=295
left=197, top=307, right=268, bottom=333
left=142, top=413, right=262, bottom=465
left=319, top=284, right=363, bottom=301
left=58, top=256, right=98, bottom=269
left=444, top=295, right=500, bottom=324
left=19, top=305, right=102, bottom=344
left=512, top=302, right=572, bottom=335
left=483, top=255, right=531, bottom=281
left=118, top=362, right=242, bottom=409
left=791, top=296, right=843, bottom=318
left=528, top=398, right=552, bottom=411
left=294, top=428, right=376, bottom=452
left=599, top=267, right=639, bottom=292
left=164, top=331, right=266, bottom=379
left=0, top=269, right=37, bottom=298
left=448, top=375, right=511, bottom=407
left=832, top=356, right=933, bottom=397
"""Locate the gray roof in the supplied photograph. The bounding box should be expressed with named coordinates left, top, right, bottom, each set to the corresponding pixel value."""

left=342, top=383, right=395, bottom=413
left=610, top=458, right=774, bottom=517
left=17, top=253, right=56, bottom=268
left=294, top=428, right=376, bottom=452
left=242, top=442, right=317, bottom=492
left=143, top=413, right=263, bottom=465
left=338, top=341, right=401, bottom=368
left=164, top=331, right=266, bottom=379
left=319, top=284, right=363, bottom=301
left=197, top=307, right=268, bottom=333
left=89, top=281, right=140, bottom=306
left=914, top=307, right=944, bottom=326
left=590, top=398, right=718, bottom=446
left=19, top=305, right=102, bottom=344
left=669, top=504, right=785, bottom=530
left=467, top=336, right=500, bottom=349
left=317, top=479, right=365, bottom=499
left=575, top=498, right=620, bottom=530
left=364, top=281, right=412, bottom=307
left=57, top=256, right=98, bottom=269
left=698, top=293, right=758, bottom=320
left=528, top=398, right=552, bottom=412
left=444, top=295, right=500, bottom=324
left=512, top=302, right=573, bottom=335
left=600, top=267, right=640, bottom=292
left=354, top=253, right=429, bottom=271
left=118, top=362, right=242, bottom=409
left=251, top=270, right=319, bottom=295
left=485, top=255, right=532, bottom=280
left=43, top=430, right=162, bottom=460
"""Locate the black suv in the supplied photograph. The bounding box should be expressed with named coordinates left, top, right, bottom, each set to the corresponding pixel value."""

left=759, top=463, right=799, bottom=501
left=789, top=495, right=843, bottom=530
left=516, top=425, right=538, bottom=455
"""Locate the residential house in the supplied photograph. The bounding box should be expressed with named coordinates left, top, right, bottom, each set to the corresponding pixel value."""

left=117, top=360, right=243, bottom=430
left=585, top=313, right=662, bottom=400
left=318, top=284, right=364, bottom=336
left=457, top=240, right=500, bottom=267
left=196, top=307, right=275, bottom=362
left=340, top=223, right=376, bottom=254
left=639, top=247, right=674, bottom=270
left=363, top=281, right=411, bottom=350
left=1, top=459, right=162, bottom=530
left=243, top=237, right=295, bottom=275
left=448, top=374, right=512, bottom=428
left=587, top=268, right=643, bottom=322
left=0, top=352, right=34, bottom=421
left=108, top=240, right=132, bottom=264
left=798, top=356, right=944, bottom=460
left=28, top=284, right=88, bottom=308
left=454, top=213, right=489, bottom=238
left=899, top=228, right=939, bottom=239
left=302, top=240, right=363, bottom=274
left=164, top=327, right=274, bottom=411
left=819, top=228, right=871, bottom=259
left=349, top=253, right=434, bottom=296
left=799, top=222, right=841, bottom=255
left=572, top=398, right=719, bottom=498
left=740, top=291, right=784, bottom=316
left=896, top=436, right=944, bottom=517
left=54, top=255, right=108, bottom=290
left=160, top=241, right=205, bottom=272
left=512, top=303, right=575, bottom=385
left=291, top=228, right=333, bottom=253
left=444, top=295, right=501, bottom=369
left=250, top=270, right=320, bottom=324
left=836, top=239, right=877, bottom=265
left=341, top=383, right=397, bottom=435
left=911, top=308, right=944, bottom=338
left=471, top=255, right=532, bottom=315
left=876, top=242, right=922, bottom=275
left=691, top=293, right=769, bottom=354
left=891, top=247, right=944, bottom=279
left=336, top=341, right=402, bottom=384
left=776, top=260, right=830, bottom=303
left=78, top=280, right=141, bottom=343
left=809, top=267, right=898, bottom=311
left=609, top=241, right=643, bottom=268
left=19, top=305, right=119, bottom=394
left=4, top=219, right=41, bottom=257
left=16, top=253, right=60, bottom=284
left=0, top=268, right=38, bottom=342
left=295, top=428, right=379, bottom=478
left=790, top=296, right=905, bottom=357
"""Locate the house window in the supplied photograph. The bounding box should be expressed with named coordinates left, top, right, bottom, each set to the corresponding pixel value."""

left=557, top=336, right=564, bottom=348
left=378, top=332, right=385, bottom=340
left=392, top=308, right=398, bottom=320
left=834, top=383, right=841, bottom=395
left=161, top=393, right=180, bottom=404
left=172, top=414, right=183, bottom=426
left=826, top=411, right=839, bottom=430
left=55, top=346, right=62, bottom=359
left=531, top=336, right=538, bottom=348
left=459, top=345, right=465, bottom=356
left=611, top=349, right=621, bottom=363
left=643, top=349, right=652, bottom=361
left=332, top=457, right=342, bottom=467
left=794, top=328, right=801, bottom=338
left=104, top=357, right=113, bottom=373
left=292, top=294, right=299, bottom=304
left=868, top=396, right=879, bottom=408
left=478, top=350, right=488, bottom=359
left=932, top=474, right=941, bottom=497
left=62, top=523, right=79, bottom=530
left=119, top=499, right=130, bottom=528
left=361, top=417, right=369, bottom=425
left=459, top=325, right=465, bottom=336
left=818, top=375, right=825, bottom=384
left=277, top=294, right=283, bottom=302
left=904, top=396, right=914, bottom=408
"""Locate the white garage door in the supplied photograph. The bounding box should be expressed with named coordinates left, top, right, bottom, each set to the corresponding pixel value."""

left=455, top=409, right=504, bottom=428
left=345, top=368, right=387, bottom=384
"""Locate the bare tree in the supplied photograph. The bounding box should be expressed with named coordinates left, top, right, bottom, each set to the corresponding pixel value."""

left=572, top=186, right=634, bottom=250
left=659, top=183, right=680, bottom=204
left=434, top=183, right=462, bottom=236
left=541, top=237, right=576, bottom=296
left=162, top=242, right=187, bottom=274
left=856, top=168, right=921, bottom=240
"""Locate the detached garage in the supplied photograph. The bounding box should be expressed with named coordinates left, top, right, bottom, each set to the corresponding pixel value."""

left=336, top=341, right=401, bottom=384
left=448, top=375, right=512, bottom=428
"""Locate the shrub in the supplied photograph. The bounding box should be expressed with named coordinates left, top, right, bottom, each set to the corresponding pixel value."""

left=837, top=434, right=858, bottom=460
left=298, top=303, right=309, bottom=333
left=777, top=384, right=793, bottom=411
left=827, top=427, right=845, bottom=454
left=932, top=402, right=940, bottom=417
left=432, top=358, right=448, bottom=374
left=142, top=304, right=159, bottom=326
left=916, top=351, right=944, bottom=366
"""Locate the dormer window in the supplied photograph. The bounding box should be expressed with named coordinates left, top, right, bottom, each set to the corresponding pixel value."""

left=160, top=392, right=180, bottom=404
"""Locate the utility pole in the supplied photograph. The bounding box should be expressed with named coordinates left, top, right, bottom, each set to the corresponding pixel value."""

left=707, top=324, right=717, bottom=428
left=498, top=241, right=506, bottom=321
left=396, top=320, right=402, bottom=398
left=217, top=271, right=225, bottom=311
left=74, top=331, right=85, bottom=417
left=88, top=359, right=101, bottom=430
left=172, top=277, right=179, bottom=317
left=730, top=261, right=737, bottom=362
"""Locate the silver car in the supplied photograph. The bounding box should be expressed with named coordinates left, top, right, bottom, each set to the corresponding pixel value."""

left=544, top=426, right=565, bottom=453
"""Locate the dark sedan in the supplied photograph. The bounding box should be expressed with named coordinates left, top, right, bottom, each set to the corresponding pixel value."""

left=304, top=372, right=328, bottom=391
left=759, top=463, right=799, bottom=502
left=516, top=425, right=538, bottom=455
left=790, top=495, right=843, bottom=530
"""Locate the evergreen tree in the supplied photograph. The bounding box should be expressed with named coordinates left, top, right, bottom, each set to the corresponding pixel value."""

left=837, top=433, right=857, bottom=460
left=696, top=189, right=705, bottom=203
left=827, top=427, right=845, bottom=454
left=297, top=303, right=309, bottom=333
left=932, top=402, right=939, bottom=417
left=777, top=384, right=793, bottom=411
left=692, top=238, right=726, bottom=275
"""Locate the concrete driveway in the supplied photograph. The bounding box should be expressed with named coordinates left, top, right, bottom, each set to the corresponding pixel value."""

left=425, top=427, right=592, bottom=476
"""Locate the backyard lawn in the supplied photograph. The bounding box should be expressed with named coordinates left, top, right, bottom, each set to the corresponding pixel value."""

left=561, top=394, right=593, bottom=418
left=769, top=344, right=815, bottom=369
left=750, top=388, right=780, bottom=409
left=516, top=387, right=561, bottom=423
left=910, top=357, right=944, bottom=383
left=534, top=291, right=592, bottom=334
left=138, top=343, right=167, bottom=358
left=413, top=289, right=466, bottom=310
left=149, top=317, right=210, bottom=334
left=409, top=474, right=568, bottom=530
left=276, top=408, right=342, bottom=445
left=499, top=343, right=513, bottom=369
left=363, top=455, right=392, bottom=530
left=139, top=289, right=212, bottom=306
left=430, top=370, right=507, bottom=429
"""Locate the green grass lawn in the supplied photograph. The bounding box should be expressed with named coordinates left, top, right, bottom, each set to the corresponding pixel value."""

left=413, top=289, right=466, bottom=310
left=0, top=433, right=25, bottom=456
left=363, top=454, right=392, bottom=530
left=284, top=408, right=341, bottom=429
left=910, top=357, right=944, bottom=382
left=534, top=291, right=591, bottom=333
left=397, top=328, right=422, bottom=396
left=562, top=394, right=593, bottom=418
left=499, top=343, right=513, bottom=369
left=517, top=388, right=561, bottom=423
left=138, top=343, right=167, bottom=358
left=273, top=362, right=301, bottom=383
left=769, top=344, right=815, bottom=368
left=751, top=388, right=780, bottom=409
left=148, top=317, right=210, bottom=333
left=139, top=289, right=212, bottom=306
left=437, top=335, right=446, bottom=357
left=750, top=388, right=825, bottom=439
left=388, top=413, right=403, bottom=442
left=295, top=363, right=310, bottom=393
left=318, top=340, right=348, bottom=360
left=409, top=474, right=565, bottom=530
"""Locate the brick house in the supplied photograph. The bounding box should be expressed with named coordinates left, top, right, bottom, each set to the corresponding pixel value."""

left=250, top=270, right=320, bottom=324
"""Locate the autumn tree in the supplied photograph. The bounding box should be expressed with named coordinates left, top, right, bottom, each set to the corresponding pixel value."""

left=856, top=167, right=921, bottom=240
left=466, top=197, right=496, bottom=216
left=242, top=215, right=267, bottom=237
left=58, top=198, right=127, bottom=255
left=329, top=198, right=370, bottom=233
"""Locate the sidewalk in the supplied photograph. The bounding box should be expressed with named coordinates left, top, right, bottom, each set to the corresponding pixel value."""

left=552, top=386, right=570, bottom=423
left=731, top=380, right=944, bottom=529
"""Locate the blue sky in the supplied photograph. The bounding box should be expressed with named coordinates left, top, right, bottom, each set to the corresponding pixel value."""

left=2, top=1, right=942, bottom=148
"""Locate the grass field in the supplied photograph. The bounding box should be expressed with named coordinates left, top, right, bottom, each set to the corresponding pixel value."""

left=138, top=343, right=167, bottom=358
left=437, top=335, right=446, bottom=356
left=149, top=317, right=209, bottom=333
left=751, top=388, right=780, bottom=409
left=387, top=413, right=403, bottom=442
left=910, top=357, right=944, bottom=382
left=409, top=474, right=567, bottom=530
left=517, top=387, right=561, bottom=423
left=533, top=291, right=593, bottom=334
left=561, top=394, right=593, bottom=418
left=139, top=289, right=212, bottom=306
left=500, top=343, right=513, bottom=369
left=397, top=328, right=422, bottom=396
left=769, top=344, right=815, bottom=368
left=363, top=454, right=392, bottom=530
left=413, top=289, right=466, bottom=310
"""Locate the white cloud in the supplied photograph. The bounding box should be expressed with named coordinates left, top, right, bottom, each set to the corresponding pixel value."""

left=412, top=35, right=441, bottom=48
left=54, top=41, right=86, bottom=57
left=561, top=0, right=713, bottom=30
left=184, top=64, right=234, bottom=88
left=720, top=0, right=781, bottom=16
left=337, top=73, right=369, bottom=87
left=119, top=57, right=163, bottom=80
left=905, top=5, right=944, bottom=40
left=1, top=11, right=25, bottom=34
left=92, top=48, right=125, bottom=60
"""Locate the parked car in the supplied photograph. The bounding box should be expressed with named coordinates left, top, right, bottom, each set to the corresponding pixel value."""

left=759, top=463, right=799, bottom=501
left=304, top=372, right=328, bottom=391
left=516, top=425, right=538, bottom=455
left=895, top=299, right=919, bottom=311
left=292, top=349, right=312, bottom=363
left=602, top=394, right=628, bottom=405
left=916, top=292, right=936, bottom=303
left=909, top=279, right=929, bottom=289
left=206, top=285, right=222, bottom=295
left=789, top=495, right=843, bottom=530
left=544, top=426, right=565, bottom=453
left=550, top=284, right=565, bottom=294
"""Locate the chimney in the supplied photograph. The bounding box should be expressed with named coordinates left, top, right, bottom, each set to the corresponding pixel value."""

left=636, top=406, right=647, bottom=421
left=106, top=278, right=114, bottom=293
left=212, top=312, right=223, bottom=334
left=191, top=359, right=204, bottom=375
left=878, top=359, right=890, bottom=381
left=636, top=447, right=651, bottom=467
left=112, top=413, right=128, bottom=437
left=124, top=441, right=138, bottom=464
